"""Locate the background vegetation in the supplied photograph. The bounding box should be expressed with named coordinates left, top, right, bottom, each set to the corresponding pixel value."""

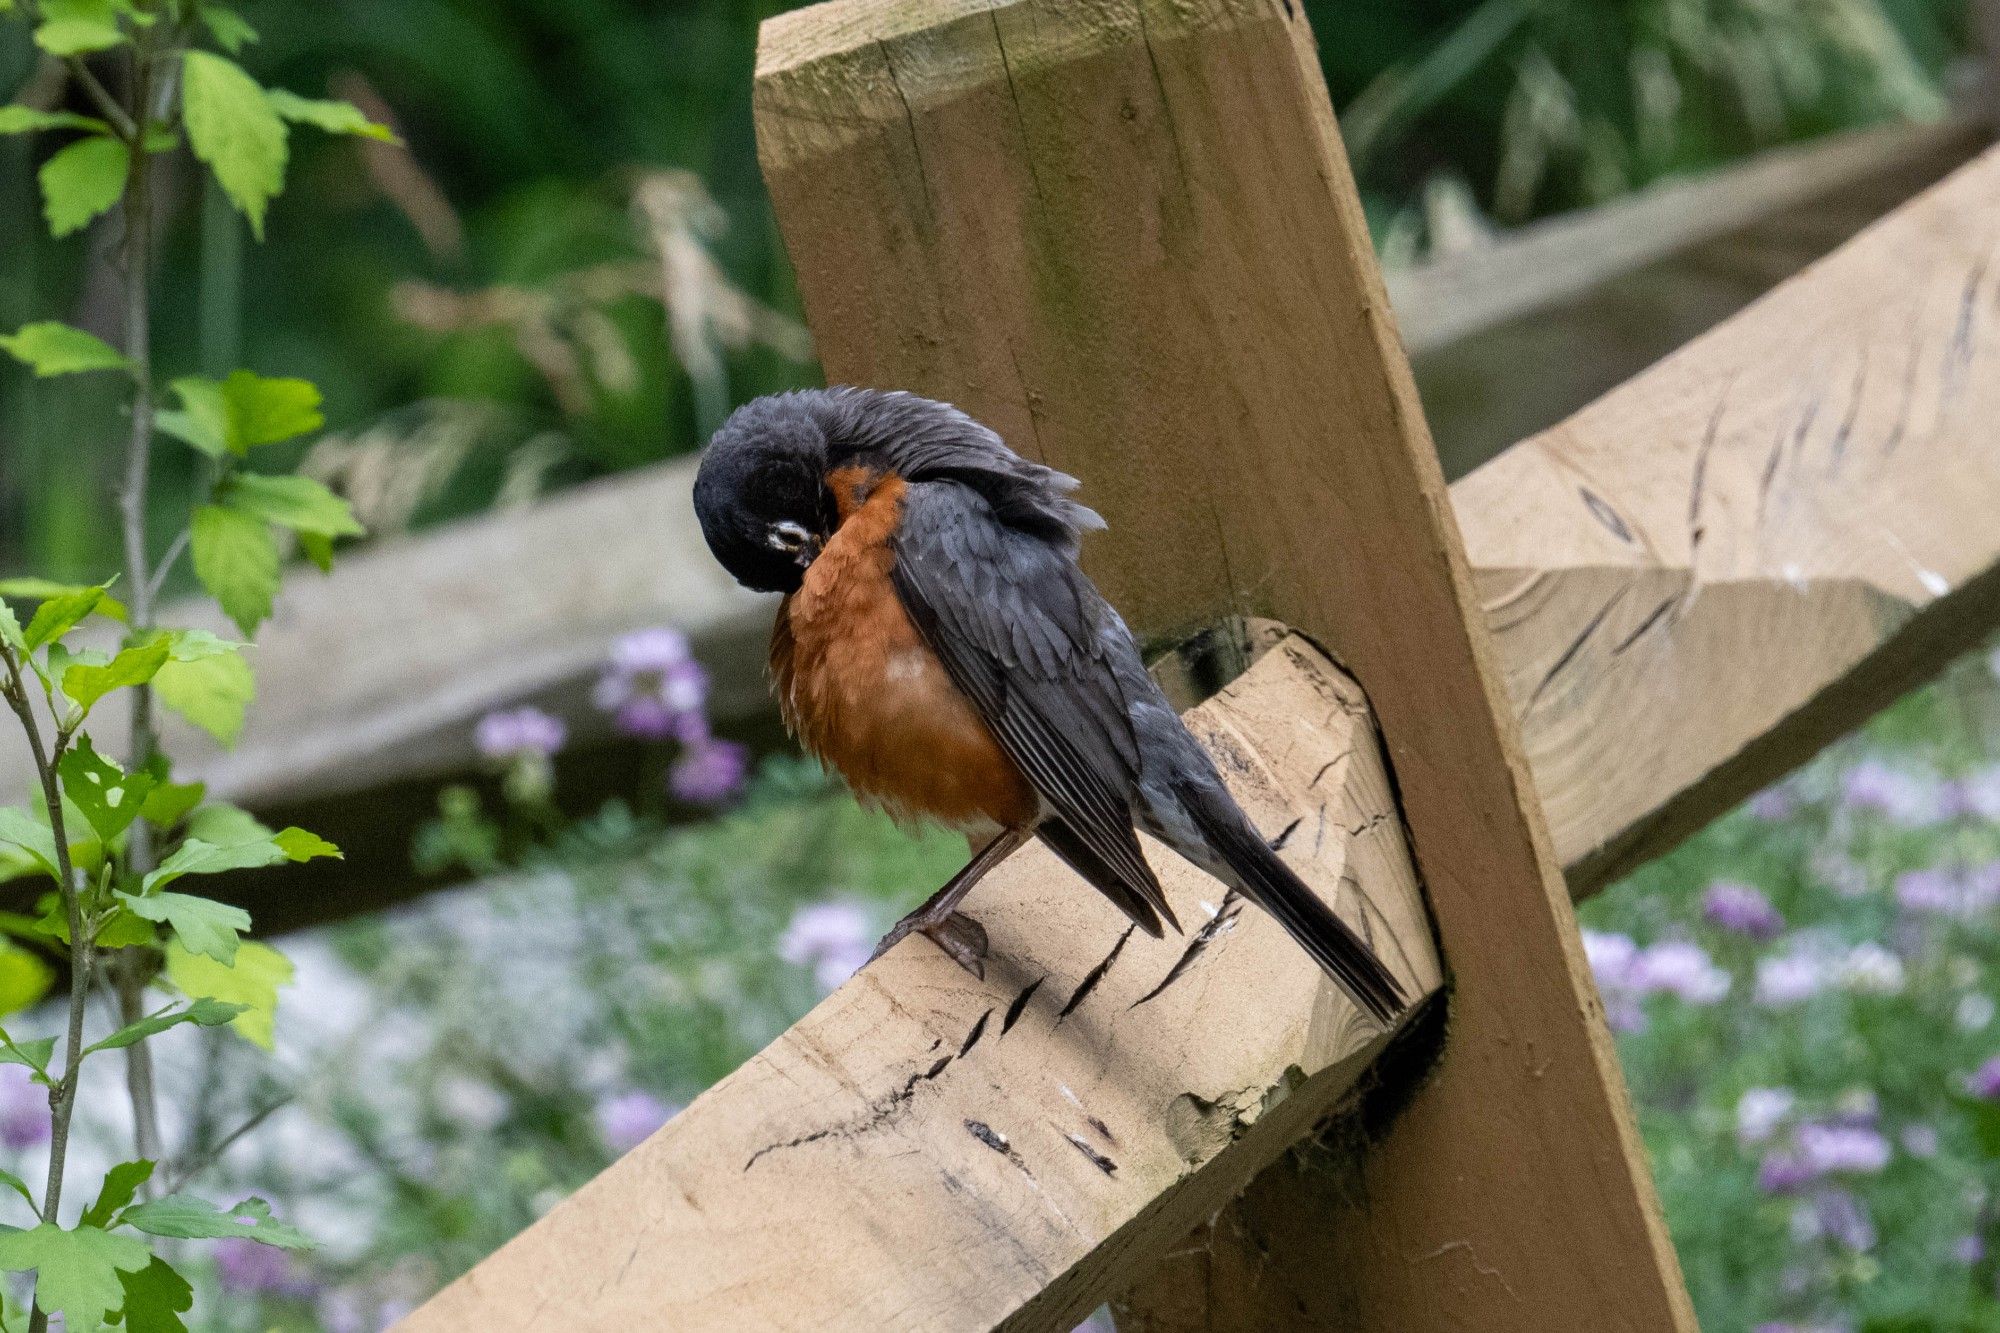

left=0, top=0, right=1987, bottom=1328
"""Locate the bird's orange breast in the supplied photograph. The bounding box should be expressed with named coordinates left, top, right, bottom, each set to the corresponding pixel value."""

left=771, top=467, right=1037, bottom=833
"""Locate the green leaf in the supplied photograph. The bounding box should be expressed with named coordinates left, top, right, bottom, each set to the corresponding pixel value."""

left=0, top=1166, right=35, bottom=1219
left=264, top=89, right=399, bottom=143
left=160, top=372, right=321, bottom=456
left=138, top=775, right=205, bottom=830
left=33, top=3, right=126, bottom=57
left=0, top=321, right=131, bottom=376
left=297, top=530, right=334, bottom=573
left=61, top=636, right=172, bottom=713
left=197, top=6, right=257, bottom=54
left=165, top=940, right=289, bottom=1049
left=156, top=378, right=230, bottom=459
left=0, top=810, right=59, bottom=884
left=21, top=583, right=107, bottom=649
left=181, top=51, right=287, bottom=240
left=117, top=1254, right=193, bottom=1333
left=153, top=642, right=254, bottom=747
left=0, top=600, right=20, bottom=654
left=94, top=907, right=159, bottom=950
left=0, top=946, right=55, bottom=1017
left=81, top=1162, right=153, bottom=1230
left=222, top=371, right=322, bottom=448
left=39, top=134, right=129, bottom=238
left=0, top=579, right=126, bottom=623
left=181, top=803, right=269, bottom=848
left=0, top=1223, right=151, bottom=1326
left=223, top=473, right=361, bottom=538
left=114, top=893, right=250, bottom=964
left=190, top=506, right=279, bottom=637
left=118, top=1194, right=309, bottom=1250
left=272, top=827, right=339, bottom=862
left=56, top=735, right=154, bottom=843
left=160, top=628, right=240, bottom=662
left=83, top=996, right=243, bottom=1055
left=0, top=1034, right=55, bottom=1078
left=139, top=837, right=286, bottom=895
left=0, top=107, right=108, bottom=136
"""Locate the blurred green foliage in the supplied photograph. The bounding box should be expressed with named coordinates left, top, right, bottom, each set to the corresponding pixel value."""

left=0, top=0, right=1971, bottom=585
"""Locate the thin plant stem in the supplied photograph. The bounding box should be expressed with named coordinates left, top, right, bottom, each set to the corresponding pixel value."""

left=1, top=649, right=87, bottom=1333
left=113, top=21, right=168, bottom=1181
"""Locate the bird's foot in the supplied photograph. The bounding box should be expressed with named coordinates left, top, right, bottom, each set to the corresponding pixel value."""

left=871, top=909, right=990, bottom=979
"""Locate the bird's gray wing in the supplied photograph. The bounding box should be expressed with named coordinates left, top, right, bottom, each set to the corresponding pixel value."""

left=889, top=479, right=1178, bottom=936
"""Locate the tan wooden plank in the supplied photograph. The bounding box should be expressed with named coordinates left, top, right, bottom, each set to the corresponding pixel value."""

left=1468, top=139, right=2000, bottom=892
left=1117, top=132, right=2000, bottom=1333
left=398, top=638, right=1441, bottom=1331
left=1389, top=116, right=1986, bottom=357
left=750, top=0, right=1692, bottom=1328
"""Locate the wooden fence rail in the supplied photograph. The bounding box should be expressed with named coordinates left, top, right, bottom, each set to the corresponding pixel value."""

left=401, top=0, right=2000, bottom=1328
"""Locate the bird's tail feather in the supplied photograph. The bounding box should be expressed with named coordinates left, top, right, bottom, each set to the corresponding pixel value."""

left=1179, top=787, right=1406, bottom=1023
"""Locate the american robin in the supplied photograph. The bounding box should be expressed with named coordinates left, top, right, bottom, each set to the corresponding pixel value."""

left=693, top=387, right=1404, bottom=1022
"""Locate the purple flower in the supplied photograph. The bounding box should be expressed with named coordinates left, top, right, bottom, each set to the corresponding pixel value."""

left=1840, top=758, right=1947, bottom=826
left=473, top=706, right=566, bottom=762
left=1736, top=1088, right=1796, bottom=1147
left=1796, top=1123, right=1890, bottom=1175
left=1632, top=940, right=1729, bottom=1004
left=1582, top=930, right=1639, bottom=989
left=1955, top=766, right=2000, bottom=821
left=596, top=628, right=709, bottom=740
left=1955, top=1234, right=1985, bottom=1264
left=1896, top=867, right=1967, bottom=917
left=1746, top=785, right=1798, bottom=821
left=1581, top=931, right=1646, bottom=1030
left=1838, top=942, right=1904, bottom=996
left=596, top=1090, right=678, bottom=1155
left=779, top=900, right=874, bottom=991
left=669, top=737, right=749, bottom=805
left=1703, top=881, right=1783, bottom=939
left=1758, top=1152, right=1813, bottom=1195
left=215, top=1236, right=316, bottom=1297
left=1901, top=1123, right=1940, bottom=1158
left=1961, top=993, right=1997, bottom=1032
left=1795, top=1188, right=1875, bottom=1252
left=1968, top=1055, right=2000, bottom=1099
left=1756, top=950, right=1829, bottom=1007
left=0, top=1065, right=46, bottom=1151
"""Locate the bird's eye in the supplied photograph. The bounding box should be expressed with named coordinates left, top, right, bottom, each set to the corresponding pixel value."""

left=767, top=520, right=811, bottom=553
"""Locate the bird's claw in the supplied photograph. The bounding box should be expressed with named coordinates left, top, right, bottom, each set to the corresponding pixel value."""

left=871, top=910, right=989, bottom=980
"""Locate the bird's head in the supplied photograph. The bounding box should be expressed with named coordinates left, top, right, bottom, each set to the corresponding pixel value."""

left=693, top=393, right=840, bottom=594
left=695, top=387, right=1105, bottom=595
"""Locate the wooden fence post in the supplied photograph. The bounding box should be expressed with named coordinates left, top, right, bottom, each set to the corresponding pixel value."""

left=755, top=0, right=1695, bottom=1327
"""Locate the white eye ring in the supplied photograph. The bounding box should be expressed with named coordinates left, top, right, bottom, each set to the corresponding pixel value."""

left=767, top=520, right=811, bottom=553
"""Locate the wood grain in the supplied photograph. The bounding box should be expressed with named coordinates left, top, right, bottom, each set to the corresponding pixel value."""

left=398, top=639, right=1441, bottom=1331
left=753, top=0, right=1693, bottom=1328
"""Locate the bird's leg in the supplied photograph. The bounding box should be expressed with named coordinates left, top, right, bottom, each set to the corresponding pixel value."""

left=872, top=827, right=1031, bottom=979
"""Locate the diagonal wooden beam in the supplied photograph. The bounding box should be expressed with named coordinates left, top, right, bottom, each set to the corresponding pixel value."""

left=1120, top=115, right=2000, bottom=1333
left=745, top=0, right=1692, bottom=1327
left=396, top=64, right=2000, bottom=1333
left=399, top=637, right=1442, bottom=1330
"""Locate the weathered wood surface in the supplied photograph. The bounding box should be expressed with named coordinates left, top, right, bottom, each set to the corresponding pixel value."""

left=1389, top=115, right=1985, bottom=358
left=1115, top=107, right=2000, bottom=1333
left=752, top=0, right=1691, bottom=1328
left=400, top=639, right=1441, bottom=1331
left=1469, top=137, right=2000, bottom=894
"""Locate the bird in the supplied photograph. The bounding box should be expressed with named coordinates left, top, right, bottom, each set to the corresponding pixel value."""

left=692, top=386, right=1405, bottom=1023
